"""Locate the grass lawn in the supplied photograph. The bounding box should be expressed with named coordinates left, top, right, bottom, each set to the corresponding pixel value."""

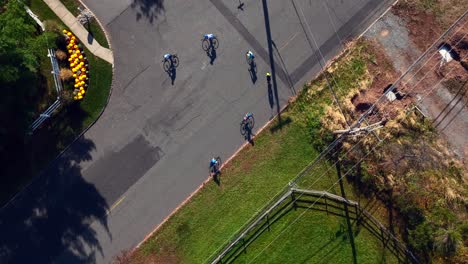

left=0, top=0, right=112, bottom=205
left=233, top=209, right=398, bottom=264
left=28, top=0, right=64, bottom=26
left=59, top=0, right=110, bottom=48
left=130, top=42, right=398, bottom=263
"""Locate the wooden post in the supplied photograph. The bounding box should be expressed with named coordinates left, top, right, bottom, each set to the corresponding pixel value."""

left=291, top=191, right=297, bottom=210
left=266, top=214, right=271, bottom=231
left=325, top=197, right=328, bottom=215
left=242, top=238, right=247, bottom=254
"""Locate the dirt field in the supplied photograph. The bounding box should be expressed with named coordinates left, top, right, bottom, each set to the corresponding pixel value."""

left=359, top=4, right=467, bottom=164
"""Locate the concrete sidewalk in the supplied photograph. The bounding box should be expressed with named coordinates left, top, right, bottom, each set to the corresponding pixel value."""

left=43, top=0, right=113, bottom=64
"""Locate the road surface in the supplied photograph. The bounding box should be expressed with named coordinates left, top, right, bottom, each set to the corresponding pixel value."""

left=0, top=0, right=393, bottom=263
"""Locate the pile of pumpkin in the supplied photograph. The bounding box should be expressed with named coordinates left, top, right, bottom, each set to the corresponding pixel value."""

left=63, top=29, right=89, bottom=101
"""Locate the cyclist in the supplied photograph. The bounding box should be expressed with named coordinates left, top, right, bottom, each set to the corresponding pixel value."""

left=266, top=72, right=271, bottom=82
left=246, top=50, right=255, bottom=60
left=210, top=157, right=219, bottom=175
left=204, top=33, right=216, bottom=48
left=243, top=112, right=253, bottom=121
left=163, top=53, right=172, bottom=61
left=204, top=33, right=215, bottom=40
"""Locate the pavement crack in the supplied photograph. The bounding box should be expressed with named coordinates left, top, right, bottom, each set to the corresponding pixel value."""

left=175, top=114, right=201, bottom=132
left=122, top=64, right=151, bottom=92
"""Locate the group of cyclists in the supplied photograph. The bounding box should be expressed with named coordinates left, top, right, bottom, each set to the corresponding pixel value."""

left=163, top=34, right=261, bottom=72
left=163, top=34, right=270, bottom=178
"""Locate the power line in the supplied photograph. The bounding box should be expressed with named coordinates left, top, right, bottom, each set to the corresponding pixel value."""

left=291, top=0, right=352, bottom=127
left=209, top=10, right=467, bottom=264
left=292, top=12, right=468, bottom=185
left=244, top=14, right=468, bottom=261
left=247, top=52, right=464, bottom=262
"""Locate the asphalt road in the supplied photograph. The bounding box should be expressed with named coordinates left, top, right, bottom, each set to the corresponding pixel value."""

left=0, top=0, right=393, bottom=263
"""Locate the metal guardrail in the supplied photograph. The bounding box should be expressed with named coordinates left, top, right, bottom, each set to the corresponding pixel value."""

left=210, top=188, right=419, bottom=264
left=30, top=49, right=63, bottom=131
left=31, top=99, right=61, bottom=131
left=48, top=48, right=63, bottom=94
left=25, top=6, right=45, bottom=31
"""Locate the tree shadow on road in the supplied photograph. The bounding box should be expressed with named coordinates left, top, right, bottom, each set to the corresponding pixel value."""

left=0, top=136, right=110, bottom=263
left=131, top=0, right=165, bottom=23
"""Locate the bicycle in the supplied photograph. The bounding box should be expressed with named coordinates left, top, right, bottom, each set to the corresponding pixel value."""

left=209, top=156, right=222, bottom=176
left=162, top=54, right=179, bottom=72
left=202, top=36, right=219, bottom=52
left=240, top=112, right=255, bottom=136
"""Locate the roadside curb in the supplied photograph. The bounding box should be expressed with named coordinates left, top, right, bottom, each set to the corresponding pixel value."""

left=133, top=0, right=400, bottom=253
left=76, top=0, right=113, bottom=52
left=0, top=2, right=115, bottom=211
left=135, top=101, right=293, bottom=250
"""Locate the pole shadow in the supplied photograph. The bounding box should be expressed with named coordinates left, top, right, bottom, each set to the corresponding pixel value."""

left=262, top=0, right=282, bottom=125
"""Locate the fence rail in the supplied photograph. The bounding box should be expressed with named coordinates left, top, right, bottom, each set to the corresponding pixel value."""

left=48, top=48, right=63, bottom=94
left=210, top=188, right=419, bottom=264
left=25, top=6, right=45, bottom=31
left=31, top=99, right=61, bottom=131
left=30, top=49, right=63, bottom=132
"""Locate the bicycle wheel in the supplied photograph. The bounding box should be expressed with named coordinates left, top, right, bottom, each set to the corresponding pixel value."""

left=240, top=120, right=248, bottom=136
left=212, top=38, right=219, bottom=49
left=247, top=116, right=255, bottom=130
left=216, top=157, right=222, bottom=171
left=163, top=60, right=171, bottom=72
left=172, top=55, right=179, bottom=68
left=202, top=39, right=210, bottom=51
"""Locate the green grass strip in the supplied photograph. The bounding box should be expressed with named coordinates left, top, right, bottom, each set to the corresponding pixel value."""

left=133, top=43, right=394, bottom=263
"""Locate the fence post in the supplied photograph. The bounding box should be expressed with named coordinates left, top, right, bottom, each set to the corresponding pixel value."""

left=266, top=214, right=271, bottom=231
left=325, top=197, right=328, bottom=215
left=242, top=238, right=247, bottom=254
left=291, top=191, right=296, bottom=210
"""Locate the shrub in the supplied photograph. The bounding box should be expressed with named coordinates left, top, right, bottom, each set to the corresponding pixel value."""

left=408, top=221, right=435, bottom=259
left=59, top=68, right=73, bottom=81
left=434, top=228, right=462, bottom=257
left=44, top=19, right=61, bottom=33
left=55, top=49, right=67, bottom=61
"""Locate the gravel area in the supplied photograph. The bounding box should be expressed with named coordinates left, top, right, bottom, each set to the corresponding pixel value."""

left=364, top=8, right=467, bottom=163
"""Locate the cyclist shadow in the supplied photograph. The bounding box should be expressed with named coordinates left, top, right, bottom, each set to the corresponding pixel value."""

left=241, top=124, right=255, bottom=146
left=212, top=172, right=221, bottom=186
left=166, top=67, right=176, bottom=85
left=207, top=48, right=217, bottom=65
left=245, top=126, right=255, bottom=146
left=248, top=62, right=257, bottom=84
left=267, top=82, right=274, bottom=109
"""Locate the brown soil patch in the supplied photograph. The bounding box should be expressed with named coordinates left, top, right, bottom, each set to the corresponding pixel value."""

left=351, top=40, right=410, bottom=122
left=408, top=23, right=468, bottom=99
left=392, top=3, right=443, bottom=51
left=439, top=25, right=468, bottom=79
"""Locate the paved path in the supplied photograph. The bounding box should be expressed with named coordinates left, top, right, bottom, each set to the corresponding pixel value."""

left=43, top=0, right=114, bottom=64
left=0, top=0, right=393, bottom=263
